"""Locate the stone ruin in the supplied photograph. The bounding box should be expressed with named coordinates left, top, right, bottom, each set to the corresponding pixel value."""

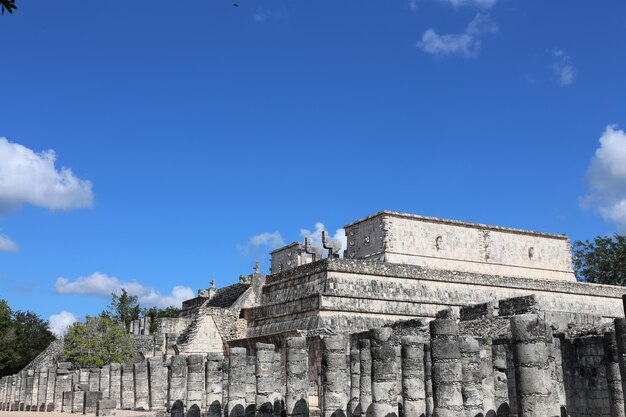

left=2, top=210, right=626, bottom=416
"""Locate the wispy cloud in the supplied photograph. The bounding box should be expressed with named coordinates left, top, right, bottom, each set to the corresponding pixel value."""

left=438, top=0, right=497, bottom=8
left=237, top=231, right=285, bottom=257
left=583, top=125, right=626, bottom=232
left=0, top=234, right=18, bottom=252
left=408, top=0, right=418, bottom=11
left=0, top=137, right=93, bottom=214
left=48, top=310, right=78, bottom=337
left=54, top=272, right=195, bottom=308
left=253, top=8, right=287, bottom=23
left=300, top=222, right=347, bottom=256
left=416, top=14, right=497, bottom=57
left=550, top=49, right=576, bottom=86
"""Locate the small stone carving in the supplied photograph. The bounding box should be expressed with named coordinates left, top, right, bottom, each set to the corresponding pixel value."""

left=304, top=237, right=323, bottom=262
left=435, top=236, right=443, bottom=251
left=528, top=247, right=535, bottom=260
left=322, top=230, right=342, bottom=259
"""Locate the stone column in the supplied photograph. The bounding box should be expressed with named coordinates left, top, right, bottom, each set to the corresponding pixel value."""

left=615, top=318, right=626, bottom=416
left=256, top=343, right=276, bottom=417
left=18, top=371, right=27, bottom=411
left=424, top=344, right=434, bottom=417
left=169, top=355, right=187, bottom=409
left=89, top=368, right=101, bottom=392
left=0, top=377, right=6, bottom=411
left=85, top=391, right=103, bottom=414
left=492, top=344, right=509, bottom=416
left=349, top=343, right=361, bottom=417
left=121, top=364, right=135, bottom=410
left=545, top=331, right=561, bottom=417
left=286, top=337, right=309, bottom=417
left=322, top=335, right=348, bottom=417
left=61, top=391, right=72, bottom=413
left=430, top=312, right=463, bottom=417
left=54, top=363, right=72, bottom=412
left=187, top=354, right=206, bottom=417
left=510, top=314, right=554, bottom=417
left=72, top=390, right=85, bottom=414
left=273, top=351, right=284, bottom=417
left=604, top=331, right=625, bottom=417
left=80, top=368, right=90, bottom=386
left=359, top=339, right=372, bottom=417
left=109, top=363, right=122, bottom=408
left=100, top=365, right=110, bottom=399
left=148, top=357, right=167, bottom=411
left=370, top=327, right=398, bottom=417
left=134, top=362, right=149, bottom=410
left=28, top=368, right=38, bottom=411
left=460, top=335, right=483, bottom=417
left=45, top=365, right=56, bottom=412
left=11, top=374, right=19, bottom=411
left=206, top=353, right=224, bottom=417
left=228, top=347, right=248, bottom=417
left=401, top=336, right=426, bottom=417
left=479, top=339, right=495, bottom=416
left=246, top=355, right=256, bottom=417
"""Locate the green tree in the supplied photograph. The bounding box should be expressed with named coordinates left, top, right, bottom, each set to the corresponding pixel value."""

left=573, top=234, right=626, bottom=285
left=0, top=300, right=56, bottom=377
left=107, top=288, right=141, bottom=332
left=64, top=314, right=134, bottom=368
left=143, top=306, right=181, bottom=334
left=1, top=0, right=17, bottom=14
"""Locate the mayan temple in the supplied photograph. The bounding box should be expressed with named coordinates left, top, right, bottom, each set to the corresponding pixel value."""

left=2, top=210, right=626, bottom=417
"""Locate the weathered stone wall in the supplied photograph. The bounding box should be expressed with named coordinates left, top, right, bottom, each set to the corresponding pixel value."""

left=344, top=211, right=575, bottom=281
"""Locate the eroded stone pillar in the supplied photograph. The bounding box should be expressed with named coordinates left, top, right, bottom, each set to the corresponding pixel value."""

left=121, top=364, right=135, bottom=410
left=460, top=335, right=483, bottom=417
left=228, top=347, right=248, bottom=417
left=89, top=368, right=101, bottom=392
left=286, top=337, right=308, bottom=417
left=272, top=351, right=284, bottom=417
left=604, top=331, right=625, bottom=417
left=28, top=368, right=37, bottom=411
left=256, top=344, right=276, bottom=417
left=479, top=339, right=495, bottom=416
left=615, top=318, right=626, bottom=416
left=54, top=363, right=72, bottom=412
left=371, top=328, right=398, bottom=417
left=430, top=312, right=463, bottom=417
left=424, top=344, right=434, bottom=417
left=109, top=363, right=122, bottom=408
left=246, top=355, right=256, bottom=417
left=187, top=354, right=205, bottom=417
left=134, top=362, right=149, bottom=410
left=72, top=390, right=85, bottom=414
left=45, top=366, right=56, bottom=411
left=401, top=336, right=426, bottom=417
left=359, top=339, right=372, bottom=417
left=206, top=353, right=224, bottom=417
left=510, top=314, right=554, bottom=417
left=169, top=355, right=187, bottom=410
left=148, top=357, right=167, bottom=411
left=349, top=343, right=361, bottom=417
left=100, top=365, right=110, bottom=400
left=322, top=335, right=348, bottom=417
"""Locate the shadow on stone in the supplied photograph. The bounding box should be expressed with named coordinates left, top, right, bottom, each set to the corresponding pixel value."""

left=293, top=399, right=308, bottom=417
left=187, top=404, right=201, bottom=417
left=486, top=410, right=496, bottom=417
left=229, top=403, right=245, bottom=417
left=171, top=399, right=184, bottom=417
left=207, top=399, right=222, bottom=417
left=496, top=403, right=510, bottom=417
left=331, top=410, right=346, bottom=417
left=560, top=406, right=568, bottom=417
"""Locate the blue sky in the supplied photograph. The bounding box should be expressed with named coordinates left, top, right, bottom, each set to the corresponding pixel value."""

left=1, top=0, right=625, bottom=335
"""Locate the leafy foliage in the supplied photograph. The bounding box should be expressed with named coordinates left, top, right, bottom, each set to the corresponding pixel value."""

left=0, top=299, right=56, bottom=377
left=1, top=0, right=17, bottom=14
left=573, top=234, right=626, bottom=285
left=106, top=288, right=141, bottom=332
left=143, top=306, right=181, bottom=334
left=64, top=315, right=135, bottom=368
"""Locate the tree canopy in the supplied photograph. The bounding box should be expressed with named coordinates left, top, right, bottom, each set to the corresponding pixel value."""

left=143, top=305, right=181, bottom=334
left=106, top=288, right=141, bottom=332
left=1, top=0, right=16, bottom=14
left=0, top=299, right=56, bottom=377
left=573, top=234, right=626, bottom=285
left=64, top=314, right=135, bottom=368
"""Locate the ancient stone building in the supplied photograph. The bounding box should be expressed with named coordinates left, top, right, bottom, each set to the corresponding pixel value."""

left=3, top=210, right=626, bottom=417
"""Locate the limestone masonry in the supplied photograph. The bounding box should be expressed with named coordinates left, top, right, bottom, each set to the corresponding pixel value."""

left=3, top=210, right=626, bottom=417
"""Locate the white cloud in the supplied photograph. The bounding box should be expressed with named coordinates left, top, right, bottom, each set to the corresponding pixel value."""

left=54, top=272, right=195, bottom=308
left=550, top=49, right=576, bottom=86
left=237, top=231, right=284, bottom=256
left=300, top=222, right=347, bottom=256
left=584, top=125, right=626, bottom=232
left=416, top=14, right=497, bottom=57
left=0, top=234, right=18, bottom=252
left=253, top=8, right=286, bottom=23
left=409, top=0, right=418, bottom=11
left=0, top=137, right=94, bottom=214
left=48, top=310, right=78, bottom=337
left=438, top=0, right=497, bottom=7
